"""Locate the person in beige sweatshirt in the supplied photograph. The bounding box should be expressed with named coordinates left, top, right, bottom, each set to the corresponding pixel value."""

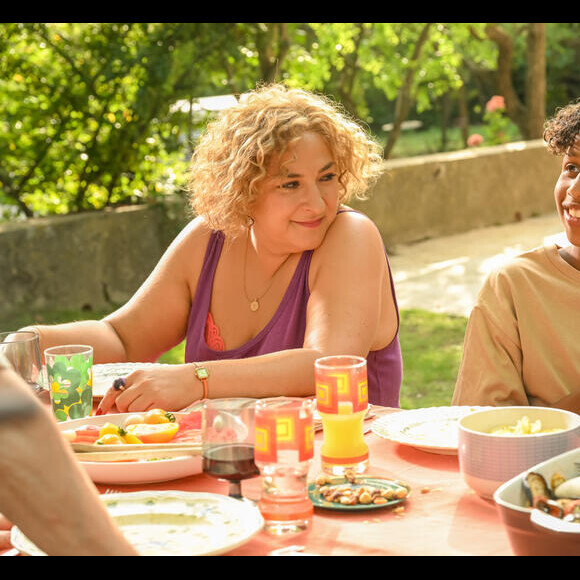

left=453, top=101, right=580, bottom=413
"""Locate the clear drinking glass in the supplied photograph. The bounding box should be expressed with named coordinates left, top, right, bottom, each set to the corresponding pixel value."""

left=254, top=397, right=315, bottom=535
left=202, top=398, right=259, bottom=501
left=0, top=330, right=48, bottom=401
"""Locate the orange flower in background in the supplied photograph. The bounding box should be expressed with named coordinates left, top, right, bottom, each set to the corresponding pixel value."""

left=486, top=95, right=505, bottom=113
left=467, top=133, right=484, bottom=147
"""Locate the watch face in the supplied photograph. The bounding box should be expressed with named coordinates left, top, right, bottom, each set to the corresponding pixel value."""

left=196, top=367, right=209, bottom=379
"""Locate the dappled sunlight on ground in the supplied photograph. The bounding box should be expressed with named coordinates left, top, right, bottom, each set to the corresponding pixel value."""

left=390, top=214, right=565, bottom=317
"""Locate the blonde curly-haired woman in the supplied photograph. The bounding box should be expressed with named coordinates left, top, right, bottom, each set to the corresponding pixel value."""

left=26, top=84, right=403, bottom=413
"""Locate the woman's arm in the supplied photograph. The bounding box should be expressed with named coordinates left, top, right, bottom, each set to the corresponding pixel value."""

left=97, top=348, right=322, bottom=414
left=22, top=319, right=127, bottom=364
left=103, top=220, right=208, bottom=362
left=22, top=219, right=209, bottom=365
left=304, top=209, right=398, bottom=355
left=98, top=211, right=397, bottom=413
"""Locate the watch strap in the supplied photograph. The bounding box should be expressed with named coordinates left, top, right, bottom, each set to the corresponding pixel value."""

left=192, top=363, right=209, bottom=400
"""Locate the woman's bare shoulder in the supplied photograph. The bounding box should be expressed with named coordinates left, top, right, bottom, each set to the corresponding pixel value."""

left=310, top=208, right=386, bottom=283
left=321, top=208, right=384, bottom=254
left=166, top=216, right=214, bottom=257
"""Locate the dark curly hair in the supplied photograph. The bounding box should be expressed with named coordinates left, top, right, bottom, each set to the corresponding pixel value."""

left=544, top=100, right=580, bottom=155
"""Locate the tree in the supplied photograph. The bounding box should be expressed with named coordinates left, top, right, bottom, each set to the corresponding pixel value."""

left=381, top=23, right=434, bottom=159
left=3, top=23, right=568, bottom=220
left=282, top=23, right=466, bottom=158
left=0, top=23, right=235, bottom=216
left=472, top=23, right=546, bottom=139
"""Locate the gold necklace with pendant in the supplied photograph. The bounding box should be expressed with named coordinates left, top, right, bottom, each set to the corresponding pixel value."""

left=243, top=231, right=291, bottom=312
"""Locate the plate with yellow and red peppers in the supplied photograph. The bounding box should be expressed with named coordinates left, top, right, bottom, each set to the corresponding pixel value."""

left=57, top=409, right=203, bottom=484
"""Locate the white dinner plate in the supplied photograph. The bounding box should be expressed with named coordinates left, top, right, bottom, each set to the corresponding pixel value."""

left=371, top=406, right=485, bottom=455
left=57, top=412, right=202, bottom=484
left=92, top=362, right=170, bottom=399
left=11, top=491, right=264, bottom=556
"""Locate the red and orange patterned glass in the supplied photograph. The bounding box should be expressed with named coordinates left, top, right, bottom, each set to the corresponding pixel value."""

left=254, top=397, right=314, bottom=534
left=315, top=355, right=369, bottom=475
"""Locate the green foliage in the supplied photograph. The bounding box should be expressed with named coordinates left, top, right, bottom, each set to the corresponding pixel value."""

left=0, top=23, right=229, bottom=217
left=157, top=341, right=186, bottom=365
left=482, top=106, right=517, bottom=145
left=389, top=125, right=467, bottom=158
left=2, top=23, right=578, bottom=219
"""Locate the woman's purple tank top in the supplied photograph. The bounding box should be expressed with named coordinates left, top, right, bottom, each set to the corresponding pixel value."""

left=185, top=229, right=402, bottom=407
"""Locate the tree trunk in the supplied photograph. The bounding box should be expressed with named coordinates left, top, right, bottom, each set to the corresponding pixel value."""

left=457, top=82, right=470, bottom=146
left=485, top=23, right=546, bottom=140
left=525, top=23, right=546, bottom=139
left=441, top=92, right=450, bottom=151
left=336, top=23, right=369, bottom=119
left=484, top=24, right=526, bottom=132
left=256, top=23, right=290, bottom=83
left=384, top=23, right=433, bottom=159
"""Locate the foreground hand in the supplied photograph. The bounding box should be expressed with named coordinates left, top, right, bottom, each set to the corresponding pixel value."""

left=0, top=514, right=13, bottom=551
left=96, top=363, right=198, bottom=414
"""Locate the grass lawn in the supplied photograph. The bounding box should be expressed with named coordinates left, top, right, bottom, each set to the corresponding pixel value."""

left=5, top=307, right=467, bottom=410
left=387, top=123, right=522, bottom=159
left=398, top=309, right=467, bottom=409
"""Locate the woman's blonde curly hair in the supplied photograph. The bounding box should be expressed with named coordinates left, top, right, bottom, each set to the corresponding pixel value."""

left=186, top=83, right=384, bottom=237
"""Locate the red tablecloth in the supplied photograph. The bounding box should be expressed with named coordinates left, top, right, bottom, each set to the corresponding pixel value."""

left=93, top=407, right=514, bottom=556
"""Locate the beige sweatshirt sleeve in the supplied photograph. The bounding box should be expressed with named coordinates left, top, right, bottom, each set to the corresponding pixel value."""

left=453, top=244, right=580, bottom=408
left=452, top=271, right=530, bottom=406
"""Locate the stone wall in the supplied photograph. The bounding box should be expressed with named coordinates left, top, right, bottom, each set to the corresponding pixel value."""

left=0, top=139, right=562, bottom=322
left=353, top=139, right=561, bottom=249
left=0, top=200, right=191, bottom=324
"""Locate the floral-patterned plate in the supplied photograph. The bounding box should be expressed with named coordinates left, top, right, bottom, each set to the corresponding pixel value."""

left=92, top=363, right=168, bottom=399
left=371, top=406, right=486, bottom=455
left=11, top=491, right=264, bottom=556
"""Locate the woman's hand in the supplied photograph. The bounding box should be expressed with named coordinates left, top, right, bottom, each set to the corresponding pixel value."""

left=96, top=364, right=201, bottom=414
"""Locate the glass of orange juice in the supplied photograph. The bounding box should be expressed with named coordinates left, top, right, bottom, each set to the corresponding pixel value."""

left=254, top=397, right=315, bottom=535
left=315, top=355, right=369, bottom=475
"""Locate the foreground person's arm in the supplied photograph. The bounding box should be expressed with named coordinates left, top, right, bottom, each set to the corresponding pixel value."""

left=0, top=356, right=138, bottom=556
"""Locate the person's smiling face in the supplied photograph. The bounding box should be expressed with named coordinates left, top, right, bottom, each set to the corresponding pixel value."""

left=251, top=132, right=341, bottom=254
left=555, top=135, right=580, bottom=262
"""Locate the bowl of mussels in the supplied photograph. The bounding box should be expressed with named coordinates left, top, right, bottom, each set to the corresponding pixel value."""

left=494, top=447, right=580, bottom=556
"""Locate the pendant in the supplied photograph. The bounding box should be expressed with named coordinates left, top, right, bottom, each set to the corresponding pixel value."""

left=250, top=299, right=260, bottom=312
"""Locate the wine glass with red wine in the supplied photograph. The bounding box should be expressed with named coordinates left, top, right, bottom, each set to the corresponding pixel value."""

left=202, top=398, right=259, bottom=501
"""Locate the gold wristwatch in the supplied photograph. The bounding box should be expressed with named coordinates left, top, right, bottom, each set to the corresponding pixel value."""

left=193, top=363, right=209, bottom=400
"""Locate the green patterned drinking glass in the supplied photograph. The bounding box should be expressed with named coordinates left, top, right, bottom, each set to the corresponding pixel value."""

left=44, top=345, right=93, bottom=422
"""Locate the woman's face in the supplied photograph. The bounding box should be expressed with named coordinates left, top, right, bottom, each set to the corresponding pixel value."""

left=554, top=134, right=580, bottom=249
left=251, top=132, right=341, bottom=254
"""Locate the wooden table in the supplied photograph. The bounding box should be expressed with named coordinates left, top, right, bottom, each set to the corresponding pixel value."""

left=95, top=407, right=514, bottom=556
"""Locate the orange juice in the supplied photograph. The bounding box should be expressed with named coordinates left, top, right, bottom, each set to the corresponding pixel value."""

left=319, top=402, right=369, bottom=475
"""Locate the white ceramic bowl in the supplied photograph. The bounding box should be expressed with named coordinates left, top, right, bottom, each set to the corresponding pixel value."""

left=494, top=447, right=580, bottom=556
left=457, top=406, right=580, bottom=499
